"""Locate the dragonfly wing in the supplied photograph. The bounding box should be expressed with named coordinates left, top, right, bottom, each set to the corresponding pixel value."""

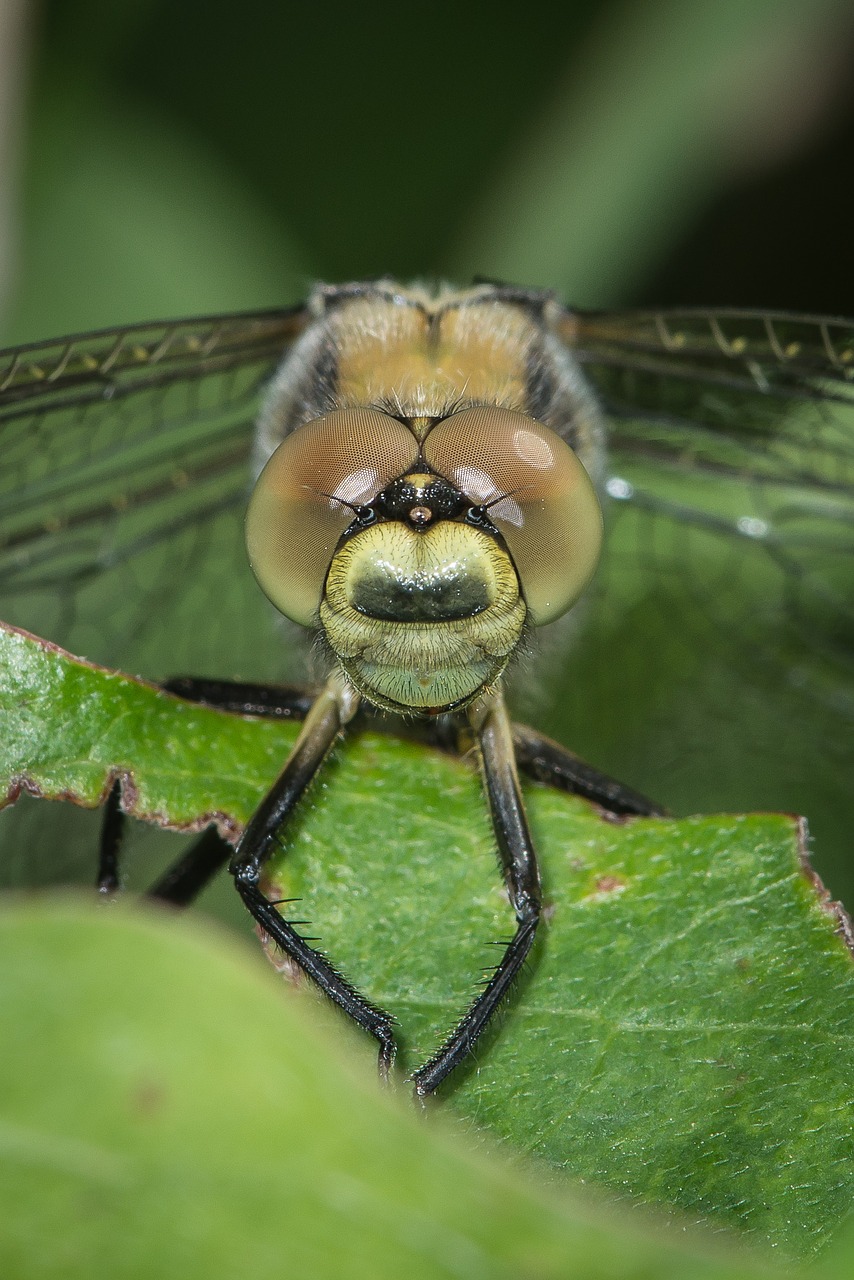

left=0, top=305, right=311, bottom=679
left=562, top=307, right=854, bottom=703
left=525, top=307, right=854, bottom=885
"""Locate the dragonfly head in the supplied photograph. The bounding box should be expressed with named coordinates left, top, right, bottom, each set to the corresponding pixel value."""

left=245, top=404, right=602, bottom=713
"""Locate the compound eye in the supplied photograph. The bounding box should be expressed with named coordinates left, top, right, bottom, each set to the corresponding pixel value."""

left=246, top=408, right=418, bottom=626
left=424, top=406, right=603, bottom=624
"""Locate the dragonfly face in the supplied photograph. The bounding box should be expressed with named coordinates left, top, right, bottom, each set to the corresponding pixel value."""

left=1, top=279, right=853, bottom=1092
left=244, top=284, right=603, bottom=712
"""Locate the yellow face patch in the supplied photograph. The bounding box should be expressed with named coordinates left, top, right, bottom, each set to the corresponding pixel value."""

left=320, top=520, right=526, bottom=713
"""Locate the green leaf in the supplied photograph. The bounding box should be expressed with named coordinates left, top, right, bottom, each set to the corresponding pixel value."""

left=0, top=623, right=299, bottom=835
left=2, top=620, right=854, bottom=1257
left=0, top=897, right=779, bottom=1280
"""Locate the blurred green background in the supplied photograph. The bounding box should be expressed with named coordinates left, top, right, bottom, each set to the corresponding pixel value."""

left=5, top=0, right=854, bottom=336
left=2, top=0, right=854, bottom=912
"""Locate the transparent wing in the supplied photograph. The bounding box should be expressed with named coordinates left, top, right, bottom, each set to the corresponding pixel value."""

left=570, top=306, right=854, bottom=500
left=545, top=307, right=854, bottom=882
left=0, top=306, right=310, bottom=679
left=566, top=306, right=854, bottom=685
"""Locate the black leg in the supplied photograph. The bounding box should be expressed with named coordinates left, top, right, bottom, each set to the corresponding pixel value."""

left=411, top=690, right=541, bottom=1098
left=99, top=775, right=232, bottom=905
left=163, top=680, right=661, bottom=816
left=97, top=779, right=125, bottom=894
left=511, top=723, right=664, bottom=817
left=96, top=679, right=323, bottom=906
left=164, top=676, right=661, bottom=819
left=162, top=676, right=315, bottom=721
left=229, top=674, right=398, bottom=1078
left=147, top=827, right=233, bottom=906
left=140, top=679, right=311, bottom=904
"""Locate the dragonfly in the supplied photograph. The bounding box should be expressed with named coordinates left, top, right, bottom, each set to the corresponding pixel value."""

left=1, top=279, right=853, bottom=1094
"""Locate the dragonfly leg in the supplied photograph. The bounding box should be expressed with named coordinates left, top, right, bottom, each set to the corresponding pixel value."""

left=411, top=689, right=541, bottom=1098
left=147, top=828, right=233, bottom=905
left=229, top=673, right=398, bottom=1079
left=162, top=676, right=315, bottom=721
left=95, top=676, right=321, bottom=907
left=98, top=777, right=233, bottom=904
left=511, top=723, right=664, bottom=817
left=96, top=780, right=125, bottom=894
left=139, top=678, right=315, bottom=904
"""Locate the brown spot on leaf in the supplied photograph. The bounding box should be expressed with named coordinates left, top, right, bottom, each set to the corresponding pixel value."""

left=594, top=874, right=625, bottom=895
left=132, top=1079, right=167, bottom=1116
